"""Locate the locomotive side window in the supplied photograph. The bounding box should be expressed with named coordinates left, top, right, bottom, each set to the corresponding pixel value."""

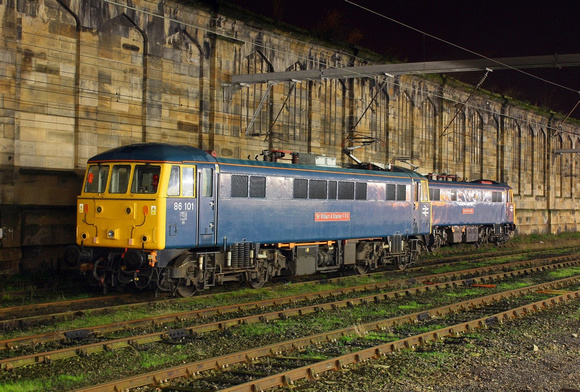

left=338, top=181, right=355, bottom=200
left=84, top=164, right=109, bottom=193
left=232, top=175, right=249, bottom=197
left=231, top=175, right=267, bottom=198
left=201, top=168, right=213, bottom=197
left=355, top=182, right=367, bottom=200
left=328, top=181, right=337, bottom=199
left=250, top=176, right=266, bottom=198
left=131, top=165, right=161, bottom=194
left=449, top=189, right=457, bottom=201
left=429, top=187, right=441, bottom=201
left=386, top=184, right=407, bottom=201
left=492, top=191, right=502, bottom=202
left=386, top=183, right=396, bottom=201
left=182, top=167, right=195, bottom=197
left=397, top=184, right=407, bottom=201
left=167, top=166, right=180, bottom=196
left=309, top=180, right=327, bottom=199
left=293, top=179, right=308, bottom=199
left=109, top=165, right=130, bottom=194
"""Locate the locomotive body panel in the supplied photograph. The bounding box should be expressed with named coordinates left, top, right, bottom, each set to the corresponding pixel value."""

left=214, top=160, right=424, bottom=245
left=428, top=179, right=515, bottom=247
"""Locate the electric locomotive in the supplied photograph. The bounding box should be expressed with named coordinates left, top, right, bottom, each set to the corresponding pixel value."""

left=65, top=143, right=432, bottom=296
left=427, top=177, right=516, bottom=250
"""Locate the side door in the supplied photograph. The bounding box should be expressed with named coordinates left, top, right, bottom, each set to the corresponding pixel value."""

left=412, top=179, right=431, bottom=234
left=165, top=165, right=197, bottom=248
left=197, top=164, right=217, bottom=247
left=506, top=189, right=515, bottom=223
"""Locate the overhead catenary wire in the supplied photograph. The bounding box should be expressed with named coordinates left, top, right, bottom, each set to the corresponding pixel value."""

left=344, top=0, right=579, bottom=96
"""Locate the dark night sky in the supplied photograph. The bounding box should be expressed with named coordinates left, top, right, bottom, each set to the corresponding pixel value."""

left=223, top=0, right=580, bottom=119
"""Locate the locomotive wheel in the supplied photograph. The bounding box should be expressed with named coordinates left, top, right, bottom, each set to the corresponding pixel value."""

left=395, top=256, right=407, bottom=270
left=428, top=234, right=442, bottom=253
left=247, top=261, right=270, bottom=289
left=173, top=254, right=199, bottom=297
left=395, top=251, right=413, bottom=270
left=176, top=278, right=197, bottom=297
left=354, top=261, right=369, bottom=275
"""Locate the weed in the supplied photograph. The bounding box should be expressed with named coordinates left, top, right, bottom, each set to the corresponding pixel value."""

left=398, top=301, right=422, bottom=311
left=547, top=267, right=580, bottom=279
left=498, top=281, right=531, bottom=290
left=139, top=350, right=188, bottom=369
left=445, top=288, right=486, bottom=298
left=0, top=380, right=48, bottom=392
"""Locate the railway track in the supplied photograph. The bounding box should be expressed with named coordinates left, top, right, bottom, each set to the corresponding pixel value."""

left=1, top=245, right=575, bottom=334
left=1, top=253, right=578, bottom=351
left=73, top=277, right=580, bottom=392
left=0, top=242, right=572, bottom=306
left=1, top=252, right=580, bottom=390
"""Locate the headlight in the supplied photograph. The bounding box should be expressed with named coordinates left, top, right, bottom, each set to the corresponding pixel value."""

left=107, top=230, right=116, bottom=239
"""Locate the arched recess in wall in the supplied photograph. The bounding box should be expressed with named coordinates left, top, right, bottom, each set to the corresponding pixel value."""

left=16, top=0, right=77, bottom=170
left=484, top=116, right=499, bottom=181
left=97, top=13, right=146, bottom=144
left=554, top=134, right=563, bottom=198
left=522, top=126, right=533, bottom=196
left=395, top=91, right=413, bottom=160
left=504, top=118, right=521, bottom=194
left=163, top=29, right=204, bottom=144
left=443, top=108, right=465, bottom=177
left=368, top=80, right=389, bottom=156
left=467, top=109, right=483, bottom=180
left=419, top=98, right=436, bottom=172
left=321, top=62, right=346, bottom=150
left=276, top=61, right=309, bottom=144
left=575, top=136, right=580, bottom=199
left=56, top=0, right=82, bottom=168
left=483, top=115, right=501, bottom=181
left=536, top=129, right=547, bottom=197
left=563, top=135, right=573, bottom=197
left=241, top=50, right=274, bottom=137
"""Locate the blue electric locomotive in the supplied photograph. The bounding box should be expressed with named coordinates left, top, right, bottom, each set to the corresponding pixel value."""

left=428, top=178, right=516, bottom=250
left=67, top=143, right=432, bottom=296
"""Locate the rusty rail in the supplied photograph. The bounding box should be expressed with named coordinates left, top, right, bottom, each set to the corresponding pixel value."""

left=3, top=254, right=576, bottom=351
left=221, top=290, right=580, bottom=392
left=2, top=258, right=579, bottom=370
left=70, top=275, right=580, bottom=392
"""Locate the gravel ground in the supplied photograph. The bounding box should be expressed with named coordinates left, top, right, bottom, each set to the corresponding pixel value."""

left=287, top=300, right=580, bottom=392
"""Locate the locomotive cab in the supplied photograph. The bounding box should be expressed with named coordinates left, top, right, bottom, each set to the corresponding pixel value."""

left=76, top=162, right=167, bottom=252
left=66, top=144, right=220, bottom=294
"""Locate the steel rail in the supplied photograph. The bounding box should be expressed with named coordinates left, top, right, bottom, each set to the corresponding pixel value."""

left=0, top=247, right=571, bottom=330
left=1, top=254, right=577, bottom=351
left=0, top=260, right=566, bottom=369
left=220, top=290, right=580, bottom=392
left=69, top=275, right=580, bottom=392
left=0, top=293, right=136, bottom=318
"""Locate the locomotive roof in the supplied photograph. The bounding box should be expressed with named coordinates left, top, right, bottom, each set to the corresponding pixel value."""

left=215, top=157, right=426, bottom=179
left=429, top=179, right=512, bottom=190
left=87, top=143, right=426, bottom=180
left=87, top=143, right=218, bottom=164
